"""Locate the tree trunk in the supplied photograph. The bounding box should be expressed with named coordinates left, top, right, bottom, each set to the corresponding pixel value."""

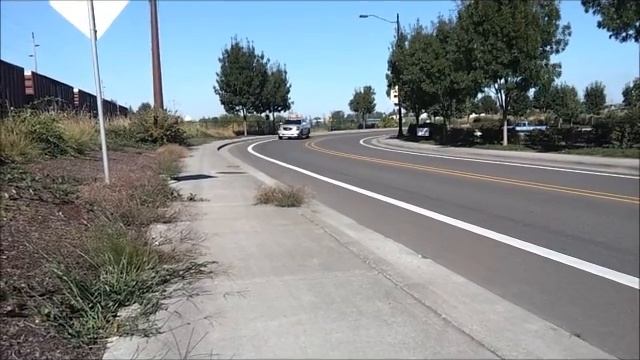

left=502, top=111, right=509, bottom=146
left=242, top=109, right=248, bottom=136
left=362, top=113, right=366, bottom=129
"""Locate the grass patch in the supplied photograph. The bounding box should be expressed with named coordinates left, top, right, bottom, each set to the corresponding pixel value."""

left=156, top=144, right=189, bottom=177
left=38, top=221, right=211, bottom=343
left=255, top=185, right=308, bottom=207
left=559, top=147, right=640, bottom=158
left=0, top=118, right=39, bottom=163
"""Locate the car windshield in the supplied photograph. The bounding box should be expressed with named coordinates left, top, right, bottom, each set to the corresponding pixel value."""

left=284, top=120, right=302, bottom=125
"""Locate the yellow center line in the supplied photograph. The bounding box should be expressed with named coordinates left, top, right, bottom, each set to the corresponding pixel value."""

left=304, top=140, right=640, bottom=205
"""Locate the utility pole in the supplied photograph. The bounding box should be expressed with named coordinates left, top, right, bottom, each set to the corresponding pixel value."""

left=149, top=0, right=164, bottom=111
left=29, top=32, right=39, bottom=72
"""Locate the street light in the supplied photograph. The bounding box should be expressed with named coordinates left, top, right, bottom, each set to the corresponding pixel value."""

left=359, top=13, right=403, bottom=137
left=29, top=32, right=40, bottom=73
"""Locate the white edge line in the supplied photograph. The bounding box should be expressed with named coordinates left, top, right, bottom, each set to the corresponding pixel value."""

left=360, top=136, right=640, bottom=180
left=248, top=139, right=639, bottom=289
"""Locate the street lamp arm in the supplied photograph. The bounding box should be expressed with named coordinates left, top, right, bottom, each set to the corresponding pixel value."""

left=359, top=14, right=396, bottom=24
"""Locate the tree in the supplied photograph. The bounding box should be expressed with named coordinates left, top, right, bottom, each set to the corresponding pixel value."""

left=396, top=22, right=440, bottom=125
left=583, top=81, right=607, bottom=114
left=510, top=90, right=532, bottom=118
left=581, top=0, right=640, bottom=43
left=137, top=102, right=152, bottom=113
left=330, top=110, right=345, bottom=121
left=622, top=78, right=640, bottom=108
left=214, top=37, right=269, bottom=136
left=477, top=95, right=499, bottom=114
left=387, top=27, right=409, bottom=136
left=260, top=62, right=292, bottom=133
left=532, top=83, right=554, bottom=113
left=457, top=0, right=571, bottom=145
left=432, top=17, right=479, bottom=126
left=348, top=86, right=376, bottom=128
left=549, top=83, right=582, bottom=126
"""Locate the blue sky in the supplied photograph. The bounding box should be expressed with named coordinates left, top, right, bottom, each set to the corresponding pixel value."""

left=1, top=0, right=638, bottom=119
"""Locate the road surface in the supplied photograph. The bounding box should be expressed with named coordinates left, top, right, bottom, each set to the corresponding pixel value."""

left=229, top=131, right=639, bottom=359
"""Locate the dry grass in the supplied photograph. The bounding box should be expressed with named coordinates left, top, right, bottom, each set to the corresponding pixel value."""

left=156, top=144, right=189, bottom=177
left=59, top=116, right=97, bottom=154
left=255, top=185, right=308, bottom=207
left=0, top=119, right=38, bottom=162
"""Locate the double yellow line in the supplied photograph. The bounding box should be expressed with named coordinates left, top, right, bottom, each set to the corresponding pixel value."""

left=305, top=140, right=640, bottom=205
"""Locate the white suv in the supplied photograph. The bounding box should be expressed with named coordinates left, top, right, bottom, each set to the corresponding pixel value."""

left=278, top=119, right=310, bottom=139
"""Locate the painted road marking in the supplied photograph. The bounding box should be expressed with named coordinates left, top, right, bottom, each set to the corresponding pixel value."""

left=248, top=138, right=639, bottom=289
left=307, top=140, right=639, bottom=204
left=359, top=136, right=640, bottom=180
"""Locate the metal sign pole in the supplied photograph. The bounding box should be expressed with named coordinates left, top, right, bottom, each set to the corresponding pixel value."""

left=87, top=0, right=110, bottom=184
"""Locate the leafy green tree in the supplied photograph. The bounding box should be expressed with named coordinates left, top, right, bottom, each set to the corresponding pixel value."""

left=510, top=90, right=532, bottom=118
left=214, top=37, right=269, bottom=136
left=260, top=62, right=292, bottom=132
left=457, top=0, right=571, bottom=145
left=397, top=22, right=440, bottom=125
left=532, top=83, right=554, bottom=113
left=428, top=17, right=478, bottom=129
left=387, top=28, right=410, bottom=136
left=348, top=86, right=376, bottom=128
left=330, top=110, right=345, bottom=121
left=583, top=81, right=607, bottom=114
left=549, top=83, right=582, bottom=126
left=581, top=0, right=640, bottom=43
left=622, top=78, right=640, bottom=108
left=477, top=95, right=499, bottom=114
left=137, top=102, right=152, bottom=113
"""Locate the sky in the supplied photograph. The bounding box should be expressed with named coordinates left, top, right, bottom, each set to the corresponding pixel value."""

left=1, top=0, right=638, bottom=120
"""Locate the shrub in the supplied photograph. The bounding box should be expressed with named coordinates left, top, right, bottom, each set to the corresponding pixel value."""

left=378, top=116, right=398, bottom=128
left=0, top=118, right=38, bottom=163
left=130, top=109, right=187, bottom=145
left=255, top=185, right=308, bottom=207
left=60, top=116, right=97, bottom=154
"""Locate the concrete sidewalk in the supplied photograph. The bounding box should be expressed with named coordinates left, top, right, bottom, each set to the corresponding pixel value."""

left=374, top=136, right=639, bottom=176
left=103, top=139, right=612, bottom=359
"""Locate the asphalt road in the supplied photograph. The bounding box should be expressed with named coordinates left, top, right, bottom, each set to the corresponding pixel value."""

left=229, top=131, right=640, bottom=359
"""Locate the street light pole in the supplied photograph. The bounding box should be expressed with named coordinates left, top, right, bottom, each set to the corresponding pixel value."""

left=359, top=13, right=404, bottom=137
left=29, top=32, right=40, bottom=73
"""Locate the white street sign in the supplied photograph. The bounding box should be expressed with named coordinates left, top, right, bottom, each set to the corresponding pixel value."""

left=50, top=0, right=128, bottom=39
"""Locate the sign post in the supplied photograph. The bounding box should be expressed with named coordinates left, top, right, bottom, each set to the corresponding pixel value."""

left=87, top=0, right=109, bottom=183
left=50, top=0, right=128, bottom=184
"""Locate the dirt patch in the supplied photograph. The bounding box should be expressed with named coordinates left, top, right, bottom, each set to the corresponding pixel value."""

left=0, top=150, right=158, bottom=359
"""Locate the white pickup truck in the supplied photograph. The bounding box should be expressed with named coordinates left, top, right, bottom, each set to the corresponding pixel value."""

left=509, top=121, right=548, bottom=133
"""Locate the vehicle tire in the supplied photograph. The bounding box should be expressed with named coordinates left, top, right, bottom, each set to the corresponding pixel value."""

left=278, top=136, right=283, bottom=140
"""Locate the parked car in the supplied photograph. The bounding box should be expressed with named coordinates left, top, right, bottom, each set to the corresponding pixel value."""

left=278, top=118, right=311, bottom=139
left=509, top=121, right=548, bottom=133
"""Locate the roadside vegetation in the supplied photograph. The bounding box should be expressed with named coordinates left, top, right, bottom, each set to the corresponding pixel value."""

left=255, top=185, right=308, bottom=207
left=378, top=0, right=639, bottom=156
left=0, top=108, right=216, bottom=359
